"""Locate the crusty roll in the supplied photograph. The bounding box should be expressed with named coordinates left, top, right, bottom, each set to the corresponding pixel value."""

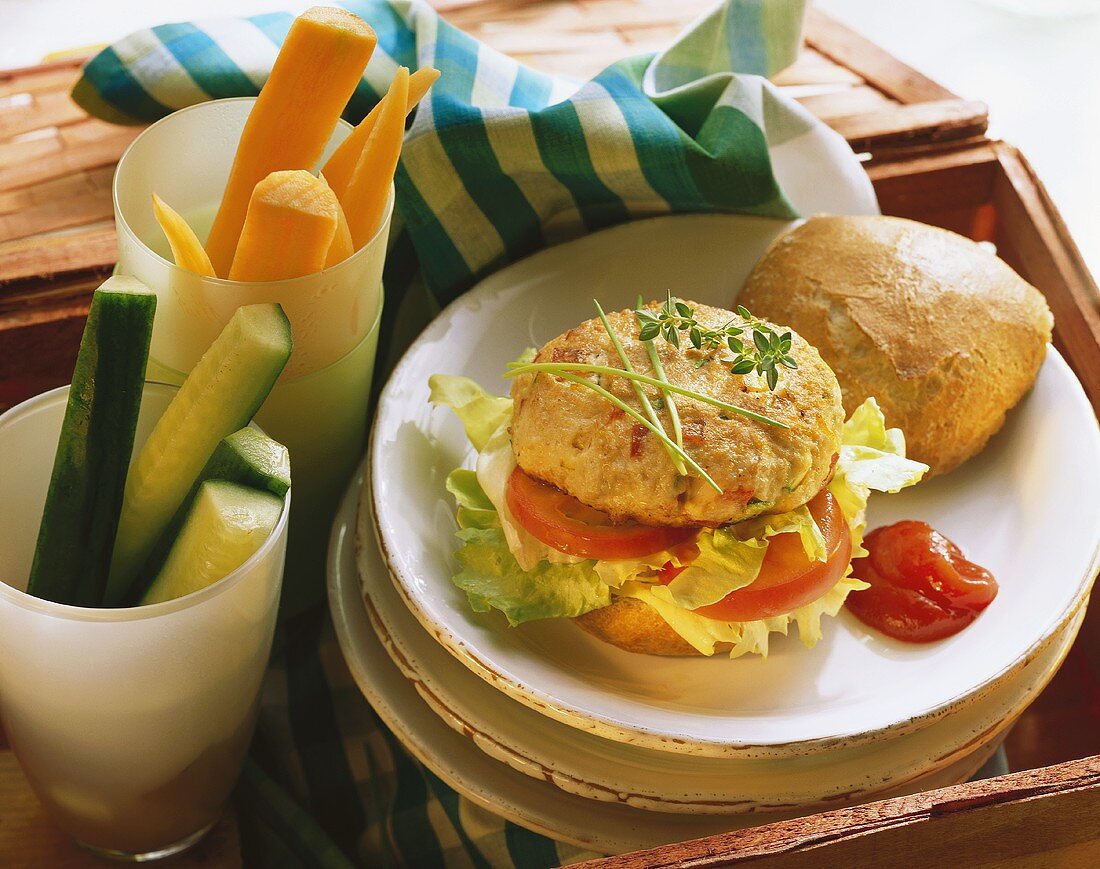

left=739, top=215, right=1053, bottom=476
left=574, top=597, right=705, bottom=656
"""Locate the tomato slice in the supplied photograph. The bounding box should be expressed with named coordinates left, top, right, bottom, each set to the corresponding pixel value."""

left=506, top=467, right=696, bottom=559
left=665, top=489, right=851, bottom=622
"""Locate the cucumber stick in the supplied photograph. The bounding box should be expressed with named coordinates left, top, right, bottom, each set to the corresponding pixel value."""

left=132, top=427, right=290, bottom=598
left=27, top=277, right=156, bottom=607
left=105, top=303, right=292, bottom=606
left=141, top=480, right=283, bottom=605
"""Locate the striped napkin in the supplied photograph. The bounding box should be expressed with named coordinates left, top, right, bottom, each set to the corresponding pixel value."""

left=67, top=1, right=892, bottom=865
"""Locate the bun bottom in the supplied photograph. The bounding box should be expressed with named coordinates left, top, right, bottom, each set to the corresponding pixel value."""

left=574, top=597, right=720, bottom=657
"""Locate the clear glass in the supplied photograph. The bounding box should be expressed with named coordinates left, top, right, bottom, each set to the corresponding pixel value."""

left=0, top=383, right=289, bottom=859
left=113, top=97, right=391, bottom=617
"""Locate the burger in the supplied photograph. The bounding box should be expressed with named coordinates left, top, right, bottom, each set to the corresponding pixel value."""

left=430, top=298, right=927, bottom=657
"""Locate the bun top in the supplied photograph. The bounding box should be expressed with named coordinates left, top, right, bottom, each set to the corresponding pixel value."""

left=509, top=301, right=844, bottom=528
left=740, top=215, right=1053, bottom=475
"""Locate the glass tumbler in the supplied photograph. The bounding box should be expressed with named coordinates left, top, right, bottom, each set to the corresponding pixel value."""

left=0, top=383, right=289, bottom=860
left=113, top=98, right=391, bottom=618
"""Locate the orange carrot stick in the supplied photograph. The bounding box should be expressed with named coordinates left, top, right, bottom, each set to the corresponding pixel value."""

left=151, top=193, right=215, bottom=277
left=324, top=177, right=355, bottom=268
left=228, top=170, right=339, bottom=282
left=205, top=7, right=376, bottom=277
left=323, top=66, right=439, bottom=199
left=342, top=67, right=409, bottom=248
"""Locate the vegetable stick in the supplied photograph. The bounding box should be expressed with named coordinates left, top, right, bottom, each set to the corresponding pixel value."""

left=325, top=197, right=355, bottom=268
left=205, top=7, right=376, bottom=277
left=343, top=67, right=409, bottom=248
left=228, top=170, right=339, bottom=282
left=322, top=66, right=439, bottom=199
left=152, top=193, right=215, bottom=277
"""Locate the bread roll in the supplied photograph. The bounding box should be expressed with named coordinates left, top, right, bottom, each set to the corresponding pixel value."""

left=574, top=597, right=704, bottom=656
left=739, top=215, right=1053, bottom=475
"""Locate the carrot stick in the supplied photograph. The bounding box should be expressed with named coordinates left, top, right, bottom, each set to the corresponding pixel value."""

left=342, top=67, right=409, bottom=248
left=323, top=177, right=355, bottom=268
left=228, top=170, right=339, bottom=282
left=152, top=194, right=215, bottom=277
left=205, top=7, right=376, bottom=277
left=322, top=66, right=439, bottom=199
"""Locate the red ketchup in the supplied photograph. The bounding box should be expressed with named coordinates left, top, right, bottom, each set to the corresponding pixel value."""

left=847, top=521, right=998, bottom=643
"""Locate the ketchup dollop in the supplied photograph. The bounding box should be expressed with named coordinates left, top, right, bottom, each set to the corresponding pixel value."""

left=847, top=521, right=998, bottom=643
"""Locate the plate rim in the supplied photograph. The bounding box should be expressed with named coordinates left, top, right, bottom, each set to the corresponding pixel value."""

left=353, top=465, right=1086, bottom=810
left=370, top=212, right=1100, bottom=757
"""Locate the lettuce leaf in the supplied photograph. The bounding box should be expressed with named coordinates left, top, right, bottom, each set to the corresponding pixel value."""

left=619, top=573, right=869, bottom=658
left=830, top=398, right=928, bottom=554
left=732, top=504, right=827, bottom=562
left=452, top=527, right=609, bottom=625
left=445, top=469, right=499, bottom=531
left=428, top=375, right=512, bottom=452
left=662, top=530, right=766, bottom=609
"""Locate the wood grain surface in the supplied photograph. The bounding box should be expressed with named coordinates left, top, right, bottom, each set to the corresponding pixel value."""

left=1, top=2, right=1097, bottom=867
left=578, top=757, right=1100, bottom=868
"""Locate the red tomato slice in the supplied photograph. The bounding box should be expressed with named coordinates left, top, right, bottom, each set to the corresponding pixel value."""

left=664, top=489, right=851, bottom=622
left=506, top=467, right=696, bottom=559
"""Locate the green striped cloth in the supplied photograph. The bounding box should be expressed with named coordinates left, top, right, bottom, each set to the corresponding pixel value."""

left=69, top=1, right=891, bottom=865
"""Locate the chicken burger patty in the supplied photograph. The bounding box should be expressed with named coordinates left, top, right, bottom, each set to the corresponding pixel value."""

left=509, top=301, right=845, bottom=527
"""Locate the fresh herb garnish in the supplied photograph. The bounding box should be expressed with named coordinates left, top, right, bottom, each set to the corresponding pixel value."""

left=503, top=298, right=791, bottom=494
left=636, top=292, right=797, bottom=390
left=503, top=364, right=786, bottom=428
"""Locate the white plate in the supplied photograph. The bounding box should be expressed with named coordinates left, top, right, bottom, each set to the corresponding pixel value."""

left=370, top=209, right=1100, bottom=757
left=348, top=468, right=1084, bottom=813
left=331, top=475, right=1053, bottom=853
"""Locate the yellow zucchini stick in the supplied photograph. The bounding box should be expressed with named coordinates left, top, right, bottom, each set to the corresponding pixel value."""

left=228, top=170, right=339, bottom=282
left=343, top=67, right=409, bottom=248
left=205, top=6, right=376, bottom=277
left=152, top=194, right=215, bottom=277
left=322, top=66, right=439, bottom=198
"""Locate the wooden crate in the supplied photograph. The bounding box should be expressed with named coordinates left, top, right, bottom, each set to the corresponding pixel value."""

left=0, top=1, right=1095, bottom=866
left=578, top=140, right=1100, bottom=866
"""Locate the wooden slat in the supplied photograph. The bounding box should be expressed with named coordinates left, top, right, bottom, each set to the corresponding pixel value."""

left=991, top=143, right=1100, bottom=410
left=0, top=167, right=113, bottom=242
left=0, top=226, right=116, bottom=284
left=0, top=89, right=85, bottom=139
left=0, top=57, right=85, bottom=103
left=0, top=124, right=138, bottom=191
left=803, top=7, right=957, bottom=104
left=579, top=757, right=1100, bottom=868
left=827, top=99, right=989, bottom=154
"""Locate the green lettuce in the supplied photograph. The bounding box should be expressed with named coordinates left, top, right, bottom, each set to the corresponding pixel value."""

left=428, top=375, right=512, bottom=451
left=830, top=398, right=928, bottom=555
left=662, top=530, right=767, bottom=609
left=618, top=573, right=870, bottom=658
left=445, top=469, right=499, bottom=531
left=452, top=527, right=609, bottom=626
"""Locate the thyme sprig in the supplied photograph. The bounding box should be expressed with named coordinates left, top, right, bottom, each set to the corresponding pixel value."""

left=503, top=362, right=787, bottom=429
left=636, top=292, right=797, bottom=389
left=595, top=301, right=687, bottom=475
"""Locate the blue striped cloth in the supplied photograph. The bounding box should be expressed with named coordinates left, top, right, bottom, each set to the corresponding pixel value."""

left=68, top=1, right=878, bottom=865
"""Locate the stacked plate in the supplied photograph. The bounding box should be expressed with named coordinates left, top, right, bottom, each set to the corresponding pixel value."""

left=328, top=136, right=1100, bottom=855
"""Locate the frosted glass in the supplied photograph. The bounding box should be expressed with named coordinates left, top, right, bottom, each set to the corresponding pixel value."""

left=0, top=384, right=289, bottom=855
